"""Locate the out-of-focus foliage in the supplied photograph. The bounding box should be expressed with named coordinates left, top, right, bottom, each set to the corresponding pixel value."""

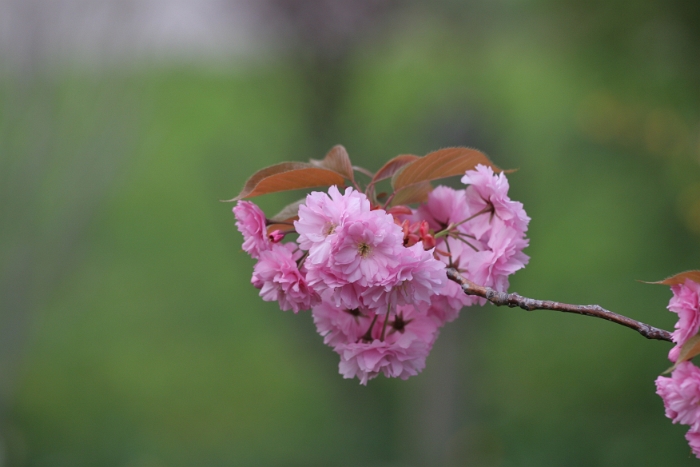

left=1, top=0, right=700, bottom=466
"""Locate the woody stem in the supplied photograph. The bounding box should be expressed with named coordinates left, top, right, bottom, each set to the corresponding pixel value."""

left=445, top=268, right=673, bottom=342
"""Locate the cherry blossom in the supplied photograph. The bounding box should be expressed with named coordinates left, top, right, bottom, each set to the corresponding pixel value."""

left=336, top=305, right=439, bottom=385
left=461, top=164, right=530, bottom=240
left=235, top=161, right=531, bottom=384
left=312, top=300, right=376, bottom=347
left=668, top=279, right=700, bottom=362
left=656, top=361, right=700, bottom=431
left=233, top=201, right=270, bottom=259
left=251, top=242, right=318, bottom=313
left=329, top=210, right=404, bottom=286
left=295, top=186, right=370, bottom=265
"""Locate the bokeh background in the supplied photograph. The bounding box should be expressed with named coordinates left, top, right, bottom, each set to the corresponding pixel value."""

left=1, top=0, right=700, bottom=465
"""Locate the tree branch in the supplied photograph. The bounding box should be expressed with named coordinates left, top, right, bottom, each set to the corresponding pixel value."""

left=446, top=268, right=673, bottom=342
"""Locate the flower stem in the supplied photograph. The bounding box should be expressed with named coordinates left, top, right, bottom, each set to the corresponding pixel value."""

left=382, top=192, right=396, bottom=210
left=443, top=236, right=455, bottom=268
left=449, top=233, right=479, bottom=252
left=434, top=205, right=494, bottom=238
left=380, top=301, right=392, bottom=341
left=353, top=166, right=375, bottom=179
left=360, top=314, right=379, bottom=343
left=295, top=251, right=309, bottom=268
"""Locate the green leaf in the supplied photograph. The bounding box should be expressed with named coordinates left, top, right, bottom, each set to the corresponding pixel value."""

left=224, top=162, right=345, bottom=201
left=310, top=145, right=354, bottom=182
left=391, top=147, right=500, bottom=191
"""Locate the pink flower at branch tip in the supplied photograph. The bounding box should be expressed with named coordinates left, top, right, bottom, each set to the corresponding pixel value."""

left=656, top=361, right=700, bottom=432
left=464, top=220, right=530, bottom=294
left=251, top=242, right=318, bottom=313
left=461, top=164, right=530, bottom=241
left=233, top=200, right=269, bottom=259
left=668, top=279, right=700, bottom=362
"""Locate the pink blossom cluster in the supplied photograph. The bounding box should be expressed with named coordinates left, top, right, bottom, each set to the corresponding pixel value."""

left=655, top=279, right=700, bottom=458
left=412, top=165, right=530, bottom=322
left=233, top=165, right=530, bottom=384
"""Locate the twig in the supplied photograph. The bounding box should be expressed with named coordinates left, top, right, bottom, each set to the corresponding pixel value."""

left=446, top=268, right=673, bottom=342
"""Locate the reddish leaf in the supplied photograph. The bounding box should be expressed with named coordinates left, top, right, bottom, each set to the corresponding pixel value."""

left=648, top=270, right=700, bottom=287
left=390, top=182, right=433, bottom=206
left=267, top=222, right=297, bottom=234
left=271, top=198, right=307, bottom=222
left=677, top=334, right=700, bottom=363
left=310, top=145, right=354, bottom=182
left=371, top=154, right=420, bottom=184
left=664, top=334, right=700, bottom=374
left=224, top=162, right=345, bottom=201
left=391, top=147, right=500, bottom=191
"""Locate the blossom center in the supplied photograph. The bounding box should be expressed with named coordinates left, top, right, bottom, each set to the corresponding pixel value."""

left=357, top=242, right=372, bottom=258
left=323, top=223, right=336, bottom=236
left=390, top=313, right=413, bottom=334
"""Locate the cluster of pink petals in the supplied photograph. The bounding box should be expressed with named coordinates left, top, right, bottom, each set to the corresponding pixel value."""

left=461, top=165, right=530, bottom=238
left=656, top=362, right=700, bottom=430
left=329, top=210, right=404, bottom=286
left=251, top=242, right=318, bottom=313
left=335, top=305, right=439, bottom=384
left=299, top=190, right=447, bottom=315
left=233, top=201, right=270, bottom=259
left=656, top=279, right=700, bottom=458
left=656, top=362, right=700, bottom=457
left=296, top=186, right=370, bottom=265
left=668, top=279, right=700, bottom=362
left=414, top=165, right=530, bottom=315
left=234, top=165, right=530, bottom=384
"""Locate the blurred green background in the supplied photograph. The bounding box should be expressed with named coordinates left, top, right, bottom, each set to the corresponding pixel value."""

left=1, top=0, right=700, bottom=465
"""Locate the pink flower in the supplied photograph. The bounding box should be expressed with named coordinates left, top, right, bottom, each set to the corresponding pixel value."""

left=308, top=227, right=444, bottom=311
left=668, top=279, right=700, bottom=362
left=461, top=164, right=530, bottom=241
left=416, top=186, right=470, bottom=232
left=233, top=201, right=269, bottom=259
left=686, top=430, right=700, bottom=458
left=295, top=186, right=370, bottom=265
left=336, top=305, right=439, bottom=384
left=464, top=221, right=530, bottom=294
left=251, top=242, right=318, bottom=313
left=656, top=361, right=700, bottom=431
left=386, top=243, right=446, bottom=309
left=405, top=166, right=529, bottom=310
left=312, top=300, right=376, bottom=347
left=330, top=210, right=404, bottom=286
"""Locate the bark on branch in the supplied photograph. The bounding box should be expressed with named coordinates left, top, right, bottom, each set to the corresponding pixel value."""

left=446, top=268, right=673, bottom=342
